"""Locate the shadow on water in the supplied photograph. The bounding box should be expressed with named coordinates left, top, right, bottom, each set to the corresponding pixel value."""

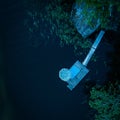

left=106, top=31, right=120, bottom=82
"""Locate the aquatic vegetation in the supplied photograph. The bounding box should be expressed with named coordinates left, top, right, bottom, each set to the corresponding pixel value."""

left=91, top=54, right=98, bottom=62
left=24, top=0, right=112, bottom=64
left=89, top=80, right=120, bottom=120
left=43, top=0, right=95, bottom=55
left=23, top=0, right=120, bottom=61
left=23, top=0, right=92, bottom=56
left=23, top=0, right=55, bottom=47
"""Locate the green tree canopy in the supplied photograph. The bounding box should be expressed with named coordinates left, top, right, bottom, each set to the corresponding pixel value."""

left=89, top=80, right=120, bottom=120
left=75, top=0, right=120, bottom=31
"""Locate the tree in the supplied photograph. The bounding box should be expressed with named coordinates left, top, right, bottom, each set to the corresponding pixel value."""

left=89, top=80, right=120, bottom=120
left=75, top=0, right=120, bottom=31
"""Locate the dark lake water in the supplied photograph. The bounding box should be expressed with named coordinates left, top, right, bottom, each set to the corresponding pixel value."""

left=0, top=0, right=117, bottom=120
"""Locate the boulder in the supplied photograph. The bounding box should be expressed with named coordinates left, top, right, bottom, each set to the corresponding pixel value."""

left=71, top=2, right=100, bottom=38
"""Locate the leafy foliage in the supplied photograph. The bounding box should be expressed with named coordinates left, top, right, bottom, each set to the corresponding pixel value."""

left=24, top=0, right=92, bottom=54
left=89, top=80, right=120, bottom=120
left=41, top=0, right=92, bottom=55
left=75, top=0, right=120, bottom=31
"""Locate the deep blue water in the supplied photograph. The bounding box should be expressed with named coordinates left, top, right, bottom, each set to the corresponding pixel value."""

left=0, top=0, right=115, bottom=120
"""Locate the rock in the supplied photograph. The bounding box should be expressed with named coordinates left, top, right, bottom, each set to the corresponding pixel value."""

left=70, top=2, right=100, bottom=38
